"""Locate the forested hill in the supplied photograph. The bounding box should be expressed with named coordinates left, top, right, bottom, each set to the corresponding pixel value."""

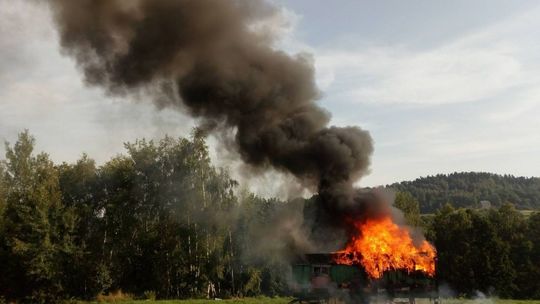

left=389, top=172, right=540, bottom=213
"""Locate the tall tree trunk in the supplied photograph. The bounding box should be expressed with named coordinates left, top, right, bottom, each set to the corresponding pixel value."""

left=229, top=228, right=235, bottom=296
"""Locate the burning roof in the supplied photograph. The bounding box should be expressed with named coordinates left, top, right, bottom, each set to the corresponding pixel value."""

left=334, top=215, right=436, bottom=279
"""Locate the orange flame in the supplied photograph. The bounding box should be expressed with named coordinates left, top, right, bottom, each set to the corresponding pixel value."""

left=334, top=216, right=436, bottom=279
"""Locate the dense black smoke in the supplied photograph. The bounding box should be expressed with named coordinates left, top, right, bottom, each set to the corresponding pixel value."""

left=47, top=0, right=374, bottom=246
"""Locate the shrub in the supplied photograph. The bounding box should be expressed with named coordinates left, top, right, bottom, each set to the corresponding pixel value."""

left=143, top=290, right=156, bottom=301
left=96, top=290, right=133, bottom=302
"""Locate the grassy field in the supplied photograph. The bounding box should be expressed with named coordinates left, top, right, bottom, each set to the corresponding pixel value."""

left=78, top=298, right=540, bottom=304
left=428, top=301, right=540, bottom=304
left=81, top=297, right=291, bottom=304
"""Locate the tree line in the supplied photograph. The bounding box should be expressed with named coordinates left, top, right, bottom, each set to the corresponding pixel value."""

left=395, top=192, right=540, bottom=298
left=390, top=172, right=540, bottom=213
left=0, top=131, right=539, bottom=302
left=0, top=131, right=290, bottom=303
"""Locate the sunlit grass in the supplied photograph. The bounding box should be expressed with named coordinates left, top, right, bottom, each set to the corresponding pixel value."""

left=77, top=298, right=540, bottom=304
left=416, top=300, right=540, bottom=304
left=440, top=300, right=540, bottom=304
left=80, top=297, right=292, bottom=304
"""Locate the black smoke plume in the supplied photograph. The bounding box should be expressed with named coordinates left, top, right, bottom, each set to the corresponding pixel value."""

left=47, top=0, right=375, bottom=248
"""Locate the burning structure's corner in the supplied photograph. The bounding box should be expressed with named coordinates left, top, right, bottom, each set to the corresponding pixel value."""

left=290, top=253, right=439, bottom=304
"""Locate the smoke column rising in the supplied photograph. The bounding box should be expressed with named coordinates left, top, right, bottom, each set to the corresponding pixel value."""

left=47, top=0, right=374, bottom=229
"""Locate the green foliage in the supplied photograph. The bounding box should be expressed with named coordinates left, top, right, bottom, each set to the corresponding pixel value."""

left=0, top=160, right=6, bottom=217
left=394, top=191, right=421, bottom=226
left=0, top=131, right=77, bottom=303
left=0, top=130, right=292, bottom=301
left=242, top=268, right=262, bottom=296
left=431, top=204, right=538, bottom=298
left=144, top=291, right=157, bottom=301
left=2, top=131, right=540, bottom=301
left=526, top=212, right=540, bottom=298
left=390, top=172, right=540, bottom=212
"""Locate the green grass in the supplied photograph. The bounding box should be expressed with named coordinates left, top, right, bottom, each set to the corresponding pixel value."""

left=78, top=298, right=540, bottom=304
left=80, top=297, right=292, bottom=304
left=434, top=300, right=540, bottom=304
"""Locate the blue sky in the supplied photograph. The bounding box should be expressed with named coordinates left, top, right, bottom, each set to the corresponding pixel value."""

left=1, top=0, right=539, bottom=193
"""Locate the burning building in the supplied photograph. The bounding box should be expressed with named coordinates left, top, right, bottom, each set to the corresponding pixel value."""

left=292, top=191, right=437, bottom=303
left=291, top=252, right=437, bottom=304
left=334, top=215, right=436, bottom=279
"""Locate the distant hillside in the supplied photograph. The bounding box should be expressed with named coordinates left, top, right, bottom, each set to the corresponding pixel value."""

left=389, top=172, right=540, bottom=213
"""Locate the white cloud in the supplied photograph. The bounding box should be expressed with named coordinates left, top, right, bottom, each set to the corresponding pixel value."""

left=311, top=5, right=540, bottom=106
left=485, top=88, right=540, bottom=122
left=278, top=5, right=540, bottom=185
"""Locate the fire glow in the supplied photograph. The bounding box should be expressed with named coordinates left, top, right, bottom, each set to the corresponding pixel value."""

left=334, top=216, right=436, bottom=279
